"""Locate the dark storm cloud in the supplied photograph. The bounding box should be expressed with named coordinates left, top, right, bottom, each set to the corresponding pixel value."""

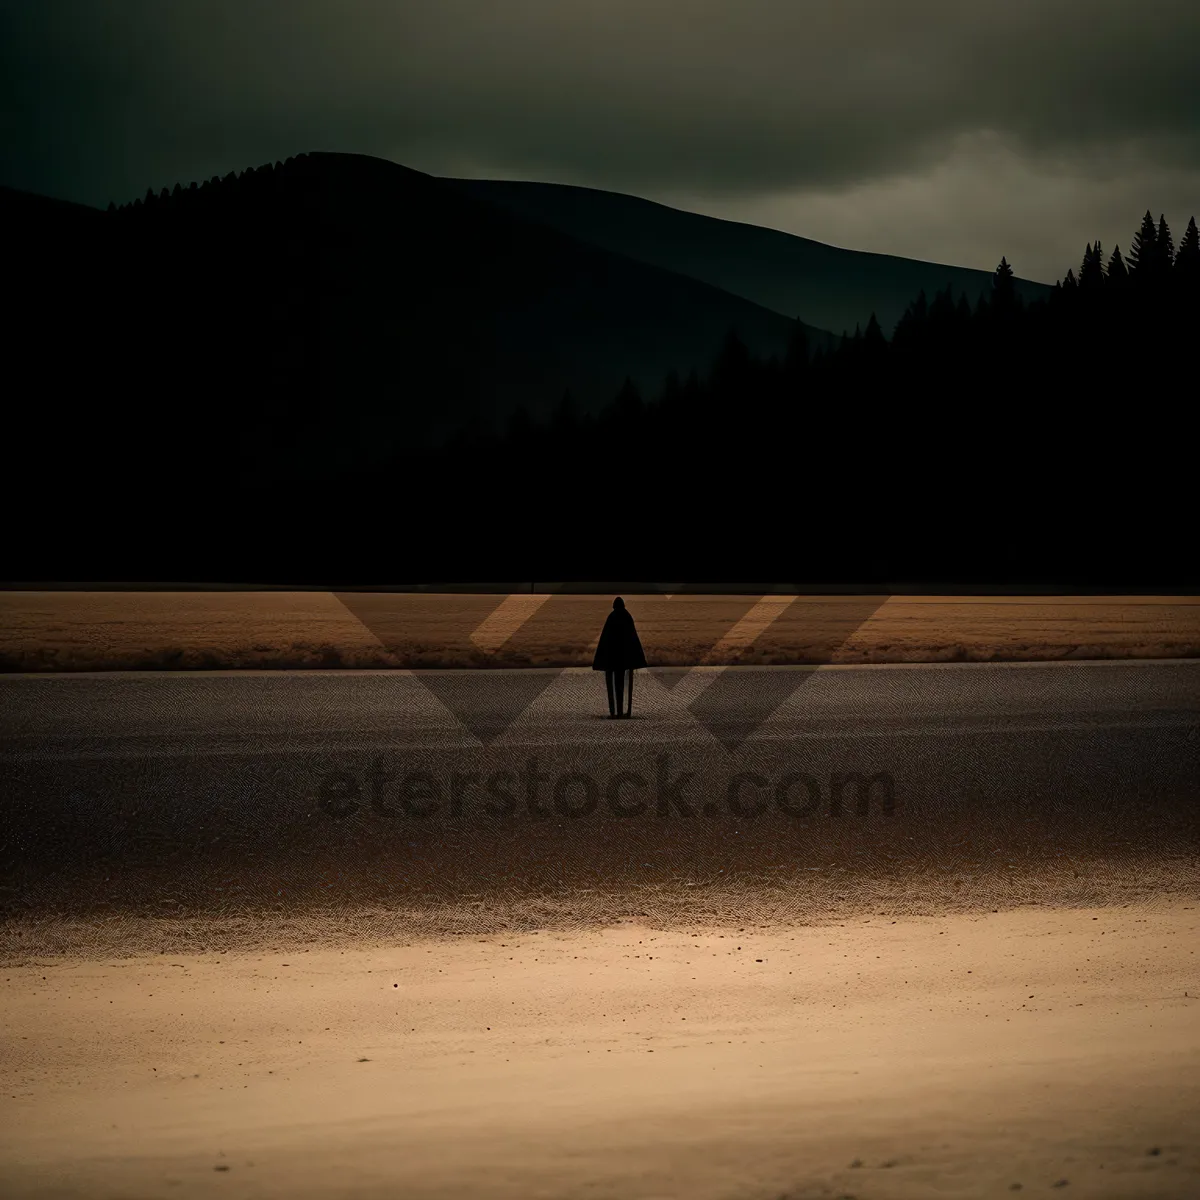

left=3, top=2, right=1197, bottom=283
left=4, top=0, right=1198, bottom=205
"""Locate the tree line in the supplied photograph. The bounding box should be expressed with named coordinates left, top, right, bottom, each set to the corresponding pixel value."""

left=12, top=169, right=1195, bottom=585
left=458, top=206, right=1197, bottom=455
left=379, top=207, right=1197, bottom=584
left=107, top=156, right=302, bottom=213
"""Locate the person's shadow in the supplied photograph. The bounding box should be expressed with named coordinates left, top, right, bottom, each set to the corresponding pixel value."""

left=591, top=598, right=648, bottom=718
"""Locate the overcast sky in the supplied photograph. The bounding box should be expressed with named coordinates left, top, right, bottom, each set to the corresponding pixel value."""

left=4, top=0, right=1198, bottom=283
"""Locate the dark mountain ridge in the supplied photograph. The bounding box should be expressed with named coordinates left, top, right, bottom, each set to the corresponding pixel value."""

left=6, top=152, right=1191, bottom=587
left=6, top=152, right=833, bottom=481
left=442, top=177, right=1052, bottom=338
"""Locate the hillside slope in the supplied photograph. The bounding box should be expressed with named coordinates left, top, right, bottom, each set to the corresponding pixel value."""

left=5, top=154, right=833, bottom=483
left=443, top=177, right=1052, bottom=338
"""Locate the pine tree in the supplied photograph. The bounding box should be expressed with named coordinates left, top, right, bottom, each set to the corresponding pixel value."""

left=1080, top=242, right=1105, bottom=290
left=863, top=312, right=886, bottom=353
left=1174, top=216, right=1200, bottom=281
left=1126, top=210, right=1158, bottom=277
left=1105, top=243, right=1128, bottom=284
left=992, top=256, right=1016, bottom=308
left=892, top=289, right=929, bottom=350
left=929, top=284, right=956, bottom=328
left=1156, top=215, right=1175, bottom=272
left=1062, top=268, right=1078, bottom=292
left=106, top=201, right=116, bottom=213
left=711, top=326, right=753, bottom=393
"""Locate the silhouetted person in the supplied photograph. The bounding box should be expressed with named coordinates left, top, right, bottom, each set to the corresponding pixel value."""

left=592, top=597, right=647, bottom=718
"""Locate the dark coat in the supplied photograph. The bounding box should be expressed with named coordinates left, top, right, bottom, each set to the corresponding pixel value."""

left=592, top=608, right=647, bottom=671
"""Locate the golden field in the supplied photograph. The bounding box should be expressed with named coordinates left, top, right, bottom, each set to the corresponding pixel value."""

left=0, top=590, right=1197, bottom=670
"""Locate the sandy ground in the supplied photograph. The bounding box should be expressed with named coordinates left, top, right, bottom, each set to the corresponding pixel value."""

left=1, top=591, right=1198, bottom=671
left=3, top=887, right=1199, bottom=1199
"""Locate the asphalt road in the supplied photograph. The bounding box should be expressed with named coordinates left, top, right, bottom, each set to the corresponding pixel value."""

left=2, top=661, right=1198, bottom=911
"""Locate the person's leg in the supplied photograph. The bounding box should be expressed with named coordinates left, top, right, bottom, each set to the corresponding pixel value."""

left=625, top=668, right=634, bottom=716
left=605, top=670, right=616, bottom=717
left=614, top=666, right=625, bottom=717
